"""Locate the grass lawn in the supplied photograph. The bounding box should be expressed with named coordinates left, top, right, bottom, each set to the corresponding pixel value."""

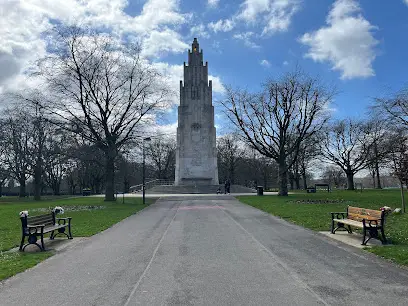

left=0, top=195, right=154, bottom=280
left=237, top=189, right=408, bottom=266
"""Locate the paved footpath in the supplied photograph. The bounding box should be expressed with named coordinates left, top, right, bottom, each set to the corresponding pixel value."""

left=1, top=196, right=408, bottom=306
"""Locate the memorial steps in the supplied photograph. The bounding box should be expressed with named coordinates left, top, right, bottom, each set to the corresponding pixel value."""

left=146, top=184, right=256, bottom=194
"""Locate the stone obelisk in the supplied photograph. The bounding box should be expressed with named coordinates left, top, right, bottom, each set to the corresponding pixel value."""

left=175, top=38, right=219, bottom=186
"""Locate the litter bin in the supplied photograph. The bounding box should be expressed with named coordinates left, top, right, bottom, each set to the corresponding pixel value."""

left=257, top=186, right=264, bottom=196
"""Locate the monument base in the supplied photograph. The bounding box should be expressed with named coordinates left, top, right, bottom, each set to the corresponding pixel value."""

left=178, top=177, right=215, bottom=186
left=146, top=184, right=256, bottom=194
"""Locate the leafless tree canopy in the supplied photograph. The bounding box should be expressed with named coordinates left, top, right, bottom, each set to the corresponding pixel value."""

left=375, top=89, right=408, bottom=128
left=35, top=27, right=171, bottom=200
left=221, top=70, right=332, bottom=195
left=146, top=137, right=176, bottom=180
left=217, top=133, right=245, bottom=184
left=319, top=119, right=383, bottom=190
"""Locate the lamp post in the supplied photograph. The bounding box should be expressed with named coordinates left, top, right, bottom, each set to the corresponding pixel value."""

left=142, top=137, right=151, bottom=204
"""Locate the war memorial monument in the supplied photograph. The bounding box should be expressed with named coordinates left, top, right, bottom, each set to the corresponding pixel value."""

left=175, top=38, right=219, bottom=186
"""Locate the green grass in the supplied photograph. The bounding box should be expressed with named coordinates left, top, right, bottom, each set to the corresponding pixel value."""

left=0, top=252, right=53, bottom=280
left=0, top=195, right=154, bottom=280
left=237, top=189, right=408, bottom=265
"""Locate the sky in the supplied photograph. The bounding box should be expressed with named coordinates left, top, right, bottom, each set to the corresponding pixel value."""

left=1, top=0, right=408, bottom=136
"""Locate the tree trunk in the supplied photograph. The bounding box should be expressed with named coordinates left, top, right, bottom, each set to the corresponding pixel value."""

left=34, top=163, right=42, bottom=201
left=124, top=179, right=130, bottom=193
left=401, top=181, right=406, bottom=214
left=373, top=142, right=382, bottom=189
left=302, top=173, right=307, bottom=190
left=375, top=162, right=382, bottom=189
left=0, top=183, right=2, bottom=197
left=19, top=179, right=26, bottom=197
left=294, top=176, right=300, bottom=190
left=371, top=170, right=375, bottom=188
left=104, top=147, right=116, bottom=201
left=53, top=182, right=61, bottom=196
left=278, top=159, right=288, bottom=196
left=346, top=171, right=354, bottom=190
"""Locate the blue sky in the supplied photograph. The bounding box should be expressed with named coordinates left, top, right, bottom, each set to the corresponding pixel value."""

left=2, top=0, right=408, bottom=132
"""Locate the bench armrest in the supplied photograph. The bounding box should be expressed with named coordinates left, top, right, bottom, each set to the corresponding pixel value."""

left=331, top=212, right=346, bottom=219
left=56, top=217, right=72, bottom=225
left=26, top=224, right=45, bottom=235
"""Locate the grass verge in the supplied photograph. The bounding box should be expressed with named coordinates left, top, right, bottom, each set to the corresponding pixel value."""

left=237, top=190, right=408, bottom=266
left=0, top=196, right=154, bottom=280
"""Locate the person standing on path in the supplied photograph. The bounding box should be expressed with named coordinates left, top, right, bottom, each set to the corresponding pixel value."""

left=225, top=179, right=231, bottom=194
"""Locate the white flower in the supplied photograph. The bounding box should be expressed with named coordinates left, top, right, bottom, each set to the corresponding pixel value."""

left=393, top=208, right=402, bottom=214
left=19, top=211, right=29, bottom=218
left=53, top=206, right=64, bottom=215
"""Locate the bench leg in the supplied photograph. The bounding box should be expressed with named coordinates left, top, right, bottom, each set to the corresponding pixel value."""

left=19, top=235, right=25, bottom=251
left=68, top=218, right=73, bottom=239
left=40, top=234, right=46, bottom=251
left=332, top=222, right=351, bottom=234
left=22, top=235, right=43, bottom=252
left=380, top=228, right=387, bottom=245
left=50, top=230, right=55, bottom=240
left=362, top=227, right=367, bottom=245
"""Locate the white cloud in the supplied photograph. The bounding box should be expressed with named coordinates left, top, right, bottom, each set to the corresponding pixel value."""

left=208, top=19, right=235, bottom=33
left=300, top=0, right=378, bottom=79
left=404, top=0, right=408, bottom=6
left=237, top=0, right=300, bottom=35
left=233, top=32, right=260, bottom=49
left=260, top=59, right=271, bottom=67
left=190, top=24, right=210, bottom=39
left=208, top=0, right=220, bottom=8
left=142, top=29, right=188, bottom=58
left=283, top=60, right=289, bottom=65
left=0, top=0, right=191, bottom=93
left=209, top=75, right=226, bottom=94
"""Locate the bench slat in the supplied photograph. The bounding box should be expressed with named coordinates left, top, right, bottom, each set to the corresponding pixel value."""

left=28, top=215, right=53, bottom=222
left=333, top=218, right=367, bottom=228
left=347, top=213, right=380, bottom=222
left=348, top=206, right=382, bottom=219
left=27, top=214, right=54, bottom=226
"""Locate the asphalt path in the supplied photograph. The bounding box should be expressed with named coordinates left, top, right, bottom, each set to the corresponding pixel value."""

left=1, top=196, right=408, bottom=305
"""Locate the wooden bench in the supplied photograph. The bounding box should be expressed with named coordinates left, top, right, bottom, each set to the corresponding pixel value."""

left=331, top=206, right=386, bottom=245
left=315, top=183, right=330, bottom=192
left=20, top=212, right=72, bottom=251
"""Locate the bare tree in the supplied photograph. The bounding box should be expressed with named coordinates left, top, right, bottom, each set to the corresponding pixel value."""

left=217, top=133, right=244, bottom=184
left=321, top=165, right=347, bottom=189
left=0, top=110, right=32, bottom=197
left=43, top=129, right=71, bottom=195
left=364, top=116, right=392, bottom=189
left=0, top=121, right=10, bottom=196
left=388, top=130, right=408, bottom=213
left=298, top=139, right=320, bottom=189
left=221, top=70, right=331, bottom=196
left=319, top=119, right=377, bottom=190
left=146, top=137, right=176, bottom=180
left=375, top=88, right=408, bottom=128
left=37, top=27, right=171, bottom=201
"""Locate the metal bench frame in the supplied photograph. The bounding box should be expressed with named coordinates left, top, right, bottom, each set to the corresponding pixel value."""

left=330, top=206, right=386, bottom=245
left=20, top=212, right=73, bottom=251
